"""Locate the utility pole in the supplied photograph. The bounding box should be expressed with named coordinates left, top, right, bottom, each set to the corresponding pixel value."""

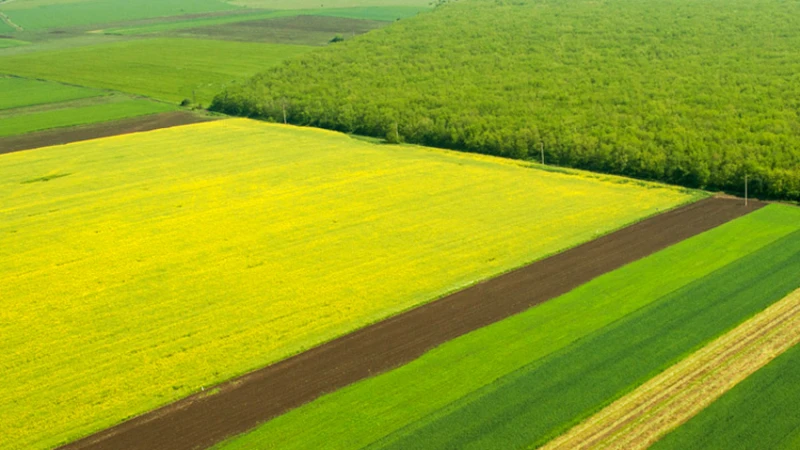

left=282, top=103, right=287, bottom=125
left=540, top=142, right=545, bottom=165
left=745, top=174, right=749, bottom=207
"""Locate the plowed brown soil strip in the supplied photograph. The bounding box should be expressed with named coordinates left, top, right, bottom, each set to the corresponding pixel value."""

left=544, top=288, right=800, bottom=450
left=60, top=197, right=763, bottom=450
left=0, top=111, right=215, bottom=154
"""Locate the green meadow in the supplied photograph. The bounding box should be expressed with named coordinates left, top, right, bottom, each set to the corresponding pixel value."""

left=0, top=38, right=315, bottom=104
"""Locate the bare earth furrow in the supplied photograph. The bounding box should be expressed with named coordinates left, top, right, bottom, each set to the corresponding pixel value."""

left=544, top=287, right=800, bottom=450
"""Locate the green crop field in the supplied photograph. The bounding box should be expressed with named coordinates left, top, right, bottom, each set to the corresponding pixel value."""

left=0, top=119, right=694, bottom=449
left=0, top=38, right=315, bottom=104
left=215, top=205, right=800, bottom=450
left=213, top=0, right=800, bottom=201
left=653, top=342, right=800, bottom=450
left=376, top=231, right=800, bottom=449
left=0, top=77, right=103, bottom=111
left=0, top=0, right=239, bottom=31
left=0, top=98, right=175, bottom=137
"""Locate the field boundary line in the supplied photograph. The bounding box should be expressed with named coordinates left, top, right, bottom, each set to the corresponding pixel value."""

left=542, top=287, right=800, bottom=450
left=59, top=198, right=764, bottom=450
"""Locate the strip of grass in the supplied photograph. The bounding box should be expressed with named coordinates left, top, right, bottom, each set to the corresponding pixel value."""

left=652, top=341, right=800, bottom=449
left=215, top=204, right=800, bottom=450
left=0, top=38, right=315, bottom=104
left=0, top=77, right=103, bottom=111
left=0, top=119, right=694, bottom=449
left=0, top=99, right=175, bottom=137
left=373, top=228, right=800, bottom=450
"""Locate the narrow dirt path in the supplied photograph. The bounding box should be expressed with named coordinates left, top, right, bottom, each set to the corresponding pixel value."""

left=60, top=197, right=764, bottom=450
left=544, top=288, right=800, bottom=450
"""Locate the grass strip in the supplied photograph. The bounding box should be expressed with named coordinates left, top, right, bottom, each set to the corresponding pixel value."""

left=215, top=205, right=800, bottom=450
left=546, top=288, right=800, bottom=450
left=373, top=228, right=800, bottom=450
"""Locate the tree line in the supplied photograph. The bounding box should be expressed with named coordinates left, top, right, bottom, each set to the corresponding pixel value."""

left=212, top=0, right=800, bottom=201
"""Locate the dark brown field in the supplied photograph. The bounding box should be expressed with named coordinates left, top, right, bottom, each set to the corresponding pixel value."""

left=61, top=197, right=763, bottom=450
left=0, top=111, right=215, bottom=154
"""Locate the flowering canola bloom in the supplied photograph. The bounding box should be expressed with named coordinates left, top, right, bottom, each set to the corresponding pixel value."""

left=0, top=119, right=696, bottom=449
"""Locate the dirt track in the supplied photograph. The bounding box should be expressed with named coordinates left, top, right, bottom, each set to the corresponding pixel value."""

left=60, top=197, right=764, bottom=450
left=0, top=111, right=215, bottom=154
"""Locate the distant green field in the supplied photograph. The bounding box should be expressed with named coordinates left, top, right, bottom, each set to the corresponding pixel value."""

left=0, top=39, right=28, bottom=48
left=104, top=7, right=425, bottom=36
left=653, top=342, right=800, bottom=450
left=215, top=205, right=800, bottom=450
left=0, top=0, right=239, bottom=30
left=0, top=99, right=175, bottom=137
left=0, top=77, right=103, bottom=111
left=0, top=38, right=315, bottom=104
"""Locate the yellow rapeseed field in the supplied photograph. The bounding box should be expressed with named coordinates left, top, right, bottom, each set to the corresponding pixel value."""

left=0, top=119, right=697, bottom=449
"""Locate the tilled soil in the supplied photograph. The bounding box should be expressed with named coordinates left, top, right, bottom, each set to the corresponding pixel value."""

left=60, top=197, right=764, bottom=450
left=0, top=111, right=215, bottom=154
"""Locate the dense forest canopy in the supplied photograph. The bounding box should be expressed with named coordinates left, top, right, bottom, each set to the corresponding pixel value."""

left=212, top=0, right=800, bottom=200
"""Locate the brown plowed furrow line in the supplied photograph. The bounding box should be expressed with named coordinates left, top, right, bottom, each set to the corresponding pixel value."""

left=60, top=197, right=764, bottom=450
left=0, top=111, right=215, bottom=154
left=544, top=288, right=800, bottom=450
